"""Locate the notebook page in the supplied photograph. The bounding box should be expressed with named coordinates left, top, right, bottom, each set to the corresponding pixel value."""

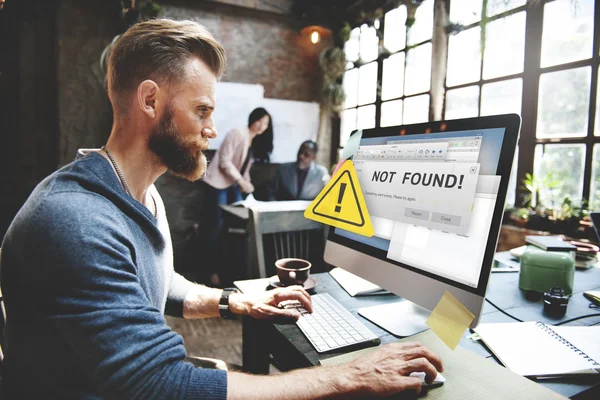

left=551, top=326, right=600, bottom=366
left=475, top=322, right=597, bottom=376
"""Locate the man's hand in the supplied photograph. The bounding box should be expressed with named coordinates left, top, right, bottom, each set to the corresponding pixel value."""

left=341, top=341, right=444, bottom=397
left=227, top=340, right=443, bottom=399
left=237, top=178, right=254, bottom=194
left=229, top=286, right=312, bottom=320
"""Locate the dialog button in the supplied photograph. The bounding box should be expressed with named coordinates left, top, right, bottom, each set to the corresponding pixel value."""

left=432, top=212, right=462, bottom=226
left=404, top=208, right=430, bottom=221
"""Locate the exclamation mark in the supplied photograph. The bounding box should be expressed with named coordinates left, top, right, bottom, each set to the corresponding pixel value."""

left=335, top=183, right=347, bottom=213
left=458, top=175, right=464, bottom=189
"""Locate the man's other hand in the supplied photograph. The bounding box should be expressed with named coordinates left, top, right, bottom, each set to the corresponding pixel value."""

left=341, top=341, right=444, bottom=397
left=229, top=286, right=312, bottom=320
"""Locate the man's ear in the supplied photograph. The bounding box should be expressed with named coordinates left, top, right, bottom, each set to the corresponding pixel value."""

left=137, top=80, right=160, bottom=119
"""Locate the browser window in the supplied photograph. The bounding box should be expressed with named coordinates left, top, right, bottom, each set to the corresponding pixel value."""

left=337, top=128, right=504, bottom=288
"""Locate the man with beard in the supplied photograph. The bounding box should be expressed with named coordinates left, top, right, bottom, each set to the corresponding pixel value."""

left=0, top=19, right=443, bottom=399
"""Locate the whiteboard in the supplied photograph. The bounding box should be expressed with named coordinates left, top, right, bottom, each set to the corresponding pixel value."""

left=260, top=98, right=320, bottom=163
left=211, top=82, right=321, bottom=163
left=211, top=82, right=264, bottom=149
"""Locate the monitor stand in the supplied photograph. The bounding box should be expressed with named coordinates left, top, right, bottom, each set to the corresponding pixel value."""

left=358, top=300, right=430, bottom=337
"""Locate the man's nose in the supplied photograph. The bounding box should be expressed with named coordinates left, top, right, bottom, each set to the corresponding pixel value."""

left=202, top=127, right=217, bottom=139
left=202, top=118, right=217, bottom=139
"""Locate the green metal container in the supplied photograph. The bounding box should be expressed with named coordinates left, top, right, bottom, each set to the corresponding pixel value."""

left=519, top=246, right=575, bottom=295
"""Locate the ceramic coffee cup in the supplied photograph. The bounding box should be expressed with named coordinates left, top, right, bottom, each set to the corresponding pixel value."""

left=275, top=258, right=311, bottom=286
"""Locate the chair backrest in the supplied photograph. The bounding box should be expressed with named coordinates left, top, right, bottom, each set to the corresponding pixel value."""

left=249, top=208, right=326, bottom=278
left=1, top=248, right=4, bottom=364
left=0, top=286, right=4, bottom=365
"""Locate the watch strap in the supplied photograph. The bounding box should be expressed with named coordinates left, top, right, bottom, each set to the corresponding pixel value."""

left=219, top=288, right=240, bottom=319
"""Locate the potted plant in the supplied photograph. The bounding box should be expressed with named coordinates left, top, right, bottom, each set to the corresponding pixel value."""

left=504, top=173, right=593, bottom=240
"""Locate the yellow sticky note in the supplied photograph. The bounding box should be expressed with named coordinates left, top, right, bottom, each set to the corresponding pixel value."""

left=426, top=291, right=475, bottom=351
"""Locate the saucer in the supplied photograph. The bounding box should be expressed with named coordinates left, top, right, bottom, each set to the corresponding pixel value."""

left=268, top=276, right=317, bottom=291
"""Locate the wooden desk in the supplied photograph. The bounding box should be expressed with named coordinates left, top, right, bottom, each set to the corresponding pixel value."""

left=236, top=268, right=600, bottom=399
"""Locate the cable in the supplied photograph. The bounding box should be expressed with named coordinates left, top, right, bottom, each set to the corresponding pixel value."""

left=552, top=314, right=600, bottom=326
left=485, top=298, right=600, bottom=325
left=485, top=298, right=524, bottom=322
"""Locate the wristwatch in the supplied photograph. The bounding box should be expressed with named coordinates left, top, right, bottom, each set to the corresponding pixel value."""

left=218, top=288, right=240, bottom=319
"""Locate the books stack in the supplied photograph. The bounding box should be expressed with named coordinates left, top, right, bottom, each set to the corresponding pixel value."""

left=571, top=242, right=599, bottom=269
left=516, top=236, right=600, bottom=270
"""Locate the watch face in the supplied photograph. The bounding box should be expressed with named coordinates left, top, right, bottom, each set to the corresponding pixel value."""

left=219, top=289, right=238, bottom=319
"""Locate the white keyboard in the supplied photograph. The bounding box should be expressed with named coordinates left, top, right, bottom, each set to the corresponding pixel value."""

left=292, top=293, right=381, bottom=353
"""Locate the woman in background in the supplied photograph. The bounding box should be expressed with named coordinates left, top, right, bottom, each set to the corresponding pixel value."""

left=203, top=107, right=273, bottom=284
left=204, top=107, right=272, bottom=201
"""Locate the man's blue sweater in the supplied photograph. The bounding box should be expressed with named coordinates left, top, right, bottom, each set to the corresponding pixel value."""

left=0, top=151, right=227, bottom=399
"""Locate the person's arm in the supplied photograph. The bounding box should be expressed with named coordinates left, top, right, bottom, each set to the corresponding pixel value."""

left=33, top=193, right=227, bottom=400
left=182, top=284, right=313, bottom=319
left=218, top=129, right=245, bottom=183
left=242, top=156, right=252, bottom=183
left=227, top=341, right=444, bottom=399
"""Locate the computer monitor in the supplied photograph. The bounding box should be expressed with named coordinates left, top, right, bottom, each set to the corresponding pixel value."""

left=324, top=114, right=521, bottom=336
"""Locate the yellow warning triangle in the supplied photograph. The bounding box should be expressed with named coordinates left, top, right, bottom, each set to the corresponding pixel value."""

left=305, top=160, right=374, bottom=237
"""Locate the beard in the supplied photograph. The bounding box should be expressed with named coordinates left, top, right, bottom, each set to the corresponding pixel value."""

left=148, top=108, right=207, bottom=181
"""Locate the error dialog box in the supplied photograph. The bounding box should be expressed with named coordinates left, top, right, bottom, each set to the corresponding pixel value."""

left=354, top=160, right=480, bottom=235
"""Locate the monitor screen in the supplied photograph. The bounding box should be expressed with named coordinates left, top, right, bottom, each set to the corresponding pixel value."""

left=325, top=115, right=520, bottom=320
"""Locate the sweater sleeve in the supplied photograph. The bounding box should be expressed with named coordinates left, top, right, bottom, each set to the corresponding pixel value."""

left=218, top=129, right=245, bottom=182
left=165, top=272, right=197, bottom=317
left=31, top=192, right=227, bottom=400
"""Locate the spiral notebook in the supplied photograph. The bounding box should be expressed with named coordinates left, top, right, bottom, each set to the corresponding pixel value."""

left=474, top=322, right=600, bottom=377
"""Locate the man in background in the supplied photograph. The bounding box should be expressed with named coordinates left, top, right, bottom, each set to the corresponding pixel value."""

left=269, top=140, right=330, bottom=201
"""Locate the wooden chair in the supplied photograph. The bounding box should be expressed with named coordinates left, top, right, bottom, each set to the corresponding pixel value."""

left=248, top=207, right=327, bottom=278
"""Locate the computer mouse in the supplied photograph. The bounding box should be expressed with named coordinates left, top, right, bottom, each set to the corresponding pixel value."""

left=409, top=371, right=446, bottom=389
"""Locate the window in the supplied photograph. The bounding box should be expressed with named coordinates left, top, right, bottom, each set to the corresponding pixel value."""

left=340, top=0, right=599, bottom=210
left=534, top=144, right=586, bottom=207
left=531, top=0, right=598, bottom=207
left=381, top=0, right=434, bottom=127
left=540, top=0, right=594, bottom=68
left=340, top=26, right=378, bottom=147
left=591, top=145, right=600, bottom=210
left=447, top=27, right=482, bottom=87
left=341, top=1, right=435, bottom=151
left=445, top=2, right=527, bottom=206
left=537, top=67, right=591, bottom=139
left=445, top=85, right=479, bottom=120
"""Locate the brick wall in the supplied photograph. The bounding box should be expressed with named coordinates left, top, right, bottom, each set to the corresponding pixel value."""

left=162, top=1, right=322, bottom=101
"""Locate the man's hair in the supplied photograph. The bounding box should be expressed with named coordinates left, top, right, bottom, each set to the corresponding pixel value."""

left=300, top=140, right=318, bottom=153
left=107, top=18, right=226, bottom=111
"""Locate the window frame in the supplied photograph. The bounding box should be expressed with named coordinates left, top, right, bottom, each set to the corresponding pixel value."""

left=516, top=0, right=600, bottom=207
left=338, top=0, right=600, bottom=209
left=340, top=3, right=435, bottom=147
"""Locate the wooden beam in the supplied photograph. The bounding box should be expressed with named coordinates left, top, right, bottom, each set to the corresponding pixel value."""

left=202, top=0, right=294, bottom=15
left=430, top=0, right=448, bottom=121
